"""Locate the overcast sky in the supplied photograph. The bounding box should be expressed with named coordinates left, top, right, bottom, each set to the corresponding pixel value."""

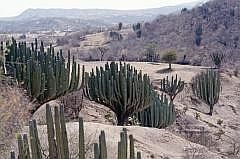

left=0, top=0, right=200, bottom=17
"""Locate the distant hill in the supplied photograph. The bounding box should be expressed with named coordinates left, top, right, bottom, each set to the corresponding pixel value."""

left=106, top=0, right=240, bottom=68
left=0, top=1, right=202, bottom=32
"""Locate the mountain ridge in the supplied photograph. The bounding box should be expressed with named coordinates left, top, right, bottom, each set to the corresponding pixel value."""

left=0, top=1, right=204, bottom=32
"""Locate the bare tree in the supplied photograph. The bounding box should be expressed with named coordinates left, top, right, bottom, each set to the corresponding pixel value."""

left=97, top=47, right=108, bottom=61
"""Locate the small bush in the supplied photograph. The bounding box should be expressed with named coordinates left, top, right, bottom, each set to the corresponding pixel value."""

left=234, top=68, right=239, bottom=77
left=217, top=119, right=223, bottom=126
left=195, top=112, right=201, bottom=120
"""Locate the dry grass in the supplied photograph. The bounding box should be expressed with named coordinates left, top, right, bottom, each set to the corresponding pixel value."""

left=0, top=77, right=33, bottom=158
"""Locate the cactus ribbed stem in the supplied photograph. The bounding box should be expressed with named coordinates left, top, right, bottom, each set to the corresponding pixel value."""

left=79, top=117, right=85, bottom=159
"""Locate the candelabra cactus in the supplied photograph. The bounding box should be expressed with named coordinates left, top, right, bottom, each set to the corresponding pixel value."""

left=192, top=69, right=221, bottom=115
left=159, top=74, right=184, bottom=101
left=83, top=62, right=154, bottom=125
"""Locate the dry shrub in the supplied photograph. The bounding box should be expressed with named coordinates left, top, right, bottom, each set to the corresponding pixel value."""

left=0, top=77, right=32, bottom=157
left=59, top=90, right=84, bottom=121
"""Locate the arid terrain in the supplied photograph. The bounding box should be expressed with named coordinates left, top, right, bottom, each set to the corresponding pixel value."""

left=1, top=62, right=239, bottom=159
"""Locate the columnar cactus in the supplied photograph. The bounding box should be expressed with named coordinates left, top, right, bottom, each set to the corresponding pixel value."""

left=83, top=62, right=154, bottom=125
left=192, top=69, right=221, bottom=115
left=4, top=38, right=83, bottom=103
left=29, top=120, right=42, bottom=159
left=136, top=93, right=176, bottom=128
left=13, top=105, right=142, bottom=159
left=159, top=74, right=184, bottom=101
left=46, top=104, right=57, bottom=159
left=99, top=131, right=107, bottom=159
left=129, top=135, right=135, bottom=159
left=79, top=117, right=85, bottom=159
left=116, top=129, right=141, bottom=159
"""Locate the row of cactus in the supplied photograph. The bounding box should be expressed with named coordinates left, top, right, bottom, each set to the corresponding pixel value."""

left=135, top=93, right=176, bottom=129
left=11, top=105, right=142, bottom=159
left=192, top=69, right=221, bottom=115
left=83, top=62, right=154, bottom=126
left=4, top=38, right=81, bottom=103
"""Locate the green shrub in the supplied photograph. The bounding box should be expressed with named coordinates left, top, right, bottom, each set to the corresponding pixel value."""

left=161, top=51, right=177, bottom=70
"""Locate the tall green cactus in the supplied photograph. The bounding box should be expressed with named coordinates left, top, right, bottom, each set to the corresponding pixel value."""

left=129, top=135, right=135, bottom=159
left=60, top=106, right=70, bottom=159
left=192, top=69, right=221, bottom=115
left=4, top=38, right=83, bottom=103
left=94, top=143, right=100, bottom=159
left=79, top=117, right=85, bottom=159
left=136, top=93, right=176, bottom=128
left=46, top=104, right=57, bottom=159
left=116, top=128, right=141, bottom=159
left=13, top=105, right=142, bottom=159
left=99, top=131, right=107, bottom=159
left=159, top=74, right=184, bottom=101
left=83, top=62, right=154, bottom=125
left=29, top=120, right=42, bottom=159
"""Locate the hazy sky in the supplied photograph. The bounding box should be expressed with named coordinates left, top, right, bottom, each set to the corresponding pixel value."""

left=0, top=0, right=199, bottom=17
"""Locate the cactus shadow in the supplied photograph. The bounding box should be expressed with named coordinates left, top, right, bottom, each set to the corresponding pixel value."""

left=147, top=62, right=161, bottom=65
left=156, top=68, right=173, bottom=74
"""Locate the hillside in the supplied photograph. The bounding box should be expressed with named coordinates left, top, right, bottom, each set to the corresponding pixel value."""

left=105, top=0, right=240, bottom=69
left=5, top=62, right=240, bottom=159
left=0, top=1, right=201, bottom=33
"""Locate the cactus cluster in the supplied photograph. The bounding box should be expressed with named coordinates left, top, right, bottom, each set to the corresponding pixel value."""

left=11, top=104, right=141, bottom=159
left=5, top=38, right=81, bottom=103
left=192, top=69, right=221, bottom=115
left=135, top=93, right=176, bottom=129
left=83, top=62, right=154, bottom=125
left=159, top=75, right=184, bottom=101
left=135, top=75, right=183, bottom=128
